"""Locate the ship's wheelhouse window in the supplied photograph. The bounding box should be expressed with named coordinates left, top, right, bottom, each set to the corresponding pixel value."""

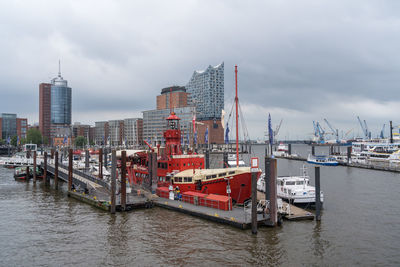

left=206, top=175, right=212, bottom=180
left=188, top=177, right=192, bottom=182
left=218, top=172, right=226, bottom=177
left=184, top=177, right=189, bottom=182
left=228, top=171, right=235, bottom=175
left=286, top=181, right=295, bottom=185
left=296, top=181, right=304, bottom=185
left=211, top=175, right=217, bottom=178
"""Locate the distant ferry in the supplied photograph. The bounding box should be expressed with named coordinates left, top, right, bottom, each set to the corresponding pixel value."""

left=307, top=154, right=338, bottom=166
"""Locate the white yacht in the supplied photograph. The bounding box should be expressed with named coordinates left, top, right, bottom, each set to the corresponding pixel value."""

left=227, top=154, right=246, bottom=167
left=257, top=166, right=323, bottom=206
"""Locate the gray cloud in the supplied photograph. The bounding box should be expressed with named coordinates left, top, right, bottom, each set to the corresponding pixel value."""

left=0, top=0, right=400, bottom=139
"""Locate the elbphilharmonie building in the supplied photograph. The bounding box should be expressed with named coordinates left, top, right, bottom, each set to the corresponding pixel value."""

left=186, top=62, right=224, bottom=121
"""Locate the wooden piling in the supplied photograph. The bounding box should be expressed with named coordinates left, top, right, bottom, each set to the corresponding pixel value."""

left=104, top=148, right=108, bottom=170
left=315, top=166, right=321, bottom=221
left=44, top=152, right=48, bottom=185
left=223, top=152, right=228, bottom=168
left=85, top=150, right=89, bottom=169
left=55, top=151, right=59, bottom=190
left=251, top=170, right=258, bottom=234
left=311, top=145, right=315, bottom=156
left=264, top=157, right=271, bottom=201
left=205, top=149, right=210, bottom=169
left=26, top=165, right=30, bottom=181
left=98, top=148, right=103, bottom=179
left=268, top=158, right=277, bottom=226
left=110, top=150, right=116, bottom=214
left=288, top=143, right=292, bottom=155
left=347, top=146, right=351, bottom=163
left=33, top=151, right=37, bottom=184
left=68, top=149, right=72, bottom=191
left=121, top=150, right=126, bottom=210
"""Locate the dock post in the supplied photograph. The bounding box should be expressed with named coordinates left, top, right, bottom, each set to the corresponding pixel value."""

left=311, top=145, right=315, bottom=156
left=110, top=150, right=116, bottom=214
left=223, top=151, right=228, bottom=168
left=44, top=152, right=48, bottom=185
left=347, top=146, right=351, bottom=164
left=55, top=151, right=59, bottom=190
left=104, top=148, right=108, bottom=170
left=205, top=149, right=210, bottom=169
left=26, top=165, right=30, bottom=181
left=288, top=144, right=292, bottom=155
left=33, top=151, right=37, bottom=184
left=121, top=150, right=126, bottom=210
left=251, top=167, right=258, bottom=234
left=68, top=149, right=72, bottom=191
left=98, top=148, right=103, bottom=179
left=390, top=120, right=393, bottom=144
left=51, top=149, right=54, bottom=160
left=85, top=150, right=89, bottom=170
left=315, top=167, right=321, bottom=221
left=268, top=158, right=277, bottom=226
left=264, top=157, right=271, bottom=201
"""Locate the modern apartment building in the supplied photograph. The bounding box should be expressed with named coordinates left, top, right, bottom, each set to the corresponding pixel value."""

left=0, top=113, right=28, bottom=141
left=124, top=118, right=143, bottom=147
left=109, top=120, right=124, bottom=146
left=94, top=121, right=109, bottom=145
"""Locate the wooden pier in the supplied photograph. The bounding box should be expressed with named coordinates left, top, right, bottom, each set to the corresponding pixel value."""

left=153, top=197, right=271, bottom=230
left=42, top=161, right=150, bottom=212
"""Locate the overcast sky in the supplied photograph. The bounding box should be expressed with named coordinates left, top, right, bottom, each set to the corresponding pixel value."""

left=1, top=0, right=400, bottom=140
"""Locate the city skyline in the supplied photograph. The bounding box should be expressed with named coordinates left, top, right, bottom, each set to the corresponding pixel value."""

left=1, top=1, right=400, bottom=140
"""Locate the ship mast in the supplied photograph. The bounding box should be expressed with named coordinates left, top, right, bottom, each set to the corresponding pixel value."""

left=235, top=65, right=239, bottom=167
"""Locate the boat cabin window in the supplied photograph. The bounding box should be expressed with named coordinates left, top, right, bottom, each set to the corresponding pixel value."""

left=285, top=181, right=295, bottom=185
left=228, top=171, right=235, bottom=175
left=183, top=177, right=192, bottom=182
left=212, top=174, right=217, bottom=178
left=280, top=181, right=284, bottom=186
left=206, top=175, right=212, bottom=180
left=218, top=172, right=226, bottom=177
left=296, top=181, right=304, bottom=185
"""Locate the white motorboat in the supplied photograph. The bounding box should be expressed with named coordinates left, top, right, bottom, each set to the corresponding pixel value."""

left=307, top=154, right=338, bottom=166
left=257, top=165, right=323, bottom=206
left=272, top=143, right=288, bottom=157
left=227, top=154, right=246, bottom=167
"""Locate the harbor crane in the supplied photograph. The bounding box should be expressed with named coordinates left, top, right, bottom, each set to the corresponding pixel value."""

left=324, top=118, right=339, bottom=143
left=357, top=116, right=370, bottom=140
left=312, top=121, right=326, bottom=143
left=274, top=119, right=283, bottom=138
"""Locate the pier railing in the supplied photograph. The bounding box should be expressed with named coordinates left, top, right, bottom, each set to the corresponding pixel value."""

left=57, top=162, right=111, bottom=190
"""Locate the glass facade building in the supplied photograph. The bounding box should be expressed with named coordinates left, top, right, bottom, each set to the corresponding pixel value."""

left=51, top=72, right=71, bottom=125
left=1, top=113, right=17, bottom=139
left=186, top=62, right=224, bottom=120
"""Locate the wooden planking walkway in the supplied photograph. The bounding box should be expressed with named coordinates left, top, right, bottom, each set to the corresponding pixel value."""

left=257, top=191, right=314, bottom=221
left=153, top=196, right=270, bottom=230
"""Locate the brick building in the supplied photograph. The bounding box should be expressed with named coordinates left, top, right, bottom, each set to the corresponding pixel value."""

left=39, top=83, right=51, bottom=142
left=157, top=86, right=188, bottom=110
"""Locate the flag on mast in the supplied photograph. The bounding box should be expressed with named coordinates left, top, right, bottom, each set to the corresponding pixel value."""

left=225, top=123, right=230, bottom=144
left=192, top=114, right=196, bottom=133
left=268, top=113, right=274, bottom=145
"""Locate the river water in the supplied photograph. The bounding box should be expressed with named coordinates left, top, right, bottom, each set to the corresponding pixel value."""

left=0, top=144, right=399, bottom=266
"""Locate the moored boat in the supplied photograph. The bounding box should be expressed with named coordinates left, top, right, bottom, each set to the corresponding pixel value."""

left=14, top=166, right=43, bottom=181
left=307, top=154, right=338, bottom=166
left=257, top=166, right=323, bottom=206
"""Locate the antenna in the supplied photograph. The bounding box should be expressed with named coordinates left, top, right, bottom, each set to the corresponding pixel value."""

left=58, top=59, right=61, bottom=76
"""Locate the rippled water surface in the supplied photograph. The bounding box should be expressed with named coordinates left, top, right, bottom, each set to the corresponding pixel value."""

left=0, top=145, right=399, bottom=266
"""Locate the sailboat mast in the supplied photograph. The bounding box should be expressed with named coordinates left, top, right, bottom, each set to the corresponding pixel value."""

left=235, top=65, right=239, bottom=167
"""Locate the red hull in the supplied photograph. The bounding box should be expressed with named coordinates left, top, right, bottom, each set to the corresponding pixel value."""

left=173, top=172, right=254, bottom=204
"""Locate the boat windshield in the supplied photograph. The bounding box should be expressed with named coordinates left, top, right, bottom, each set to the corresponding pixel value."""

left=285, top=181, right=295, bottom=185
left=296, top=181, right=304, bottom=185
